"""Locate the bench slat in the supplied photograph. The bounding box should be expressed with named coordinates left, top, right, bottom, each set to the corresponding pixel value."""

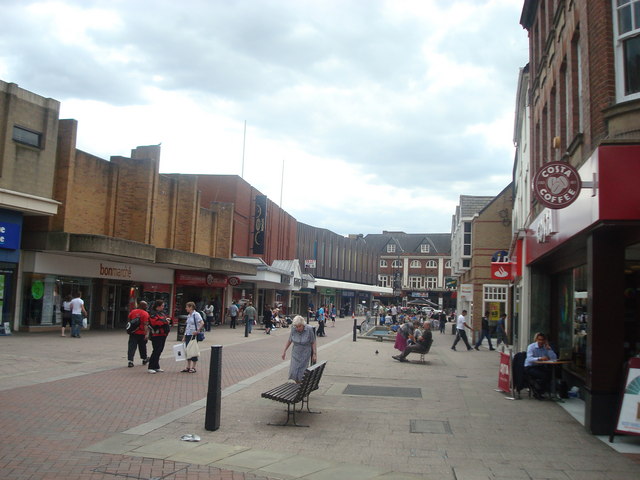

left=262, top=361, right=327, bottom=405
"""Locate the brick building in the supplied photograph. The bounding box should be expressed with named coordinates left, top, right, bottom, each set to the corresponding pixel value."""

left=298, top=224, right=385, bottom=316
left=364, top=232, right=452, bottom=310
left=0, top=80, right=60, bottom=330
left=193, top=175, right=300, bottom=315
left=517, top=0, right=640, bottom=434
left=452, top=187, right=513, bottom=338
left=22, top=119, right=254, bottom=331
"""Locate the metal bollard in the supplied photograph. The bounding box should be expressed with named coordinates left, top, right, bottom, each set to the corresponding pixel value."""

left=204, top=345, right=223, bottom=431
left=353, top=318, right=357, bottom=342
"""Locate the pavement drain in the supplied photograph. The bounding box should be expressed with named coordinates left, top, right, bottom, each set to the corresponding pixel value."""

left=410, top=419, right=453, bottom=434
left=343, top=384, right=422, bottom=398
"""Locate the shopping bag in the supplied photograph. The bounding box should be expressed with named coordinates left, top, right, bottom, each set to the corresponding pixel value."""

left=173, top=343, right=186, bottom=362
left=185, top=339, right=200, bottom=358
left=82, top=317, right=88, bottom=329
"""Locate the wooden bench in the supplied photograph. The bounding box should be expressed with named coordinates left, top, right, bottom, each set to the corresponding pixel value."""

left=261, top=361, right=327, bottom=427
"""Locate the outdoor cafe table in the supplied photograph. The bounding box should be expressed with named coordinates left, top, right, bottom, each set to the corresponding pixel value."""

left=535, top=360, right=571, bottom=401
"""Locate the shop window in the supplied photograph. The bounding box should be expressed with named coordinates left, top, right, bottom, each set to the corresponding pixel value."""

left=425, top=276, right=437, bottom=289
left=22, top=274, right=92, bottom=327
left=483, top=284, right=507, bottom=330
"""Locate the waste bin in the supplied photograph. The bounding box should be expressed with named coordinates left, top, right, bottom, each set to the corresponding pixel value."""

left=177, top=315, right=187, bottom=341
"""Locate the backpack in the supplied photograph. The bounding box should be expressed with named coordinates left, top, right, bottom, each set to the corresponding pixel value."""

left=125, top=316, right=140, bottom=334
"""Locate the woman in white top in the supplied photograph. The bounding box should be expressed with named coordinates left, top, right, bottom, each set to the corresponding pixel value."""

left=182, top=302, right=204, bottom=373
left=61, top=295, right=72, bottom=337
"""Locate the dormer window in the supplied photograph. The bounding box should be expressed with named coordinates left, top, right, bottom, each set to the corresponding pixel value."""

left=420, top=244, right=430, bottom=253
left=387, top=244, right=396, bottom=253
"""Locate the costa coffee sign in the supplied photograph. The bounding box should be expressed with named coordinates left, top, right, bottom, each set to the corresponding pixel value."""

left=533, top=162, right=581, bottom=209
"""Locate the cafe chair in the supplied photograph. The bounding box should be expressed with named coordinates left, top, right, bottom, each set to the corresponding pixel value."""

left=512, top=352, right=534, bottom=399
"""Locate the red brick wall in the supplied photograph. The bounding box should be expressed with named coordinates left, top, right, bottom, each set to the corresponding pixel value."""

left=197, top=175, right=297, bottom=263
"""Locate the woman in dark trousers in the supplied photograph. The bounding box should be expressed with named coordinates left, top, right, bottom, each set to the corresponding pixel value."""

left=263, top=305, right=274, bottom=334
left=147, top=300, right=171, bottom=373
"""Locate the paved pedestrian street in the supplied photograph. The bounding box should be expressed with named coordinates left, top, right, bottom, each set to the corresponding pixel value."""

left=1, top=320, right=639, bottom=479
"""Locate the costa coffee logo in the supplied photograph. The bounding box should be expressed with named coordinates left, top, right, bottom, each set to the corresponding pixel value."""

left=227, top=276, right=241, bottom=286
left=533, top=162, right=581, bottom=209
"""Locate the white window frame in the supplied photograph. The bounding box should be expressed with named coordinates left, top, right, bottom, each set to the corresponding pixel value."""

left=613, top=0, right=640, bottom=102
left=410, top=260, right=421, bottom=268
left=378, top=275, right=390, bottom=288
left=386, top=244, right=396, bottom=253
left=379, top=259, right=387, bottom=268
left=483, top=284, right=508, bottom=322
left=425, top=260, right=437, bottom=268
left=391, top=259, right=402, bottom=268
left=483, top=284, right=508, bottom=301
left=445, top=260, right=451, bottom=268
left=425, top=276, right=437, bottom=289
left=409, top=276, right=423, bottom=289
left=420, top=244, right=430, bottom=253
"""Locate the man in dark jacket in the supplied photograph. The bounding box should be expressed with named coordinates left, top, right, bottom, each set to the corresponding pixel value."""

left=474, top=311, right=495, bottom=351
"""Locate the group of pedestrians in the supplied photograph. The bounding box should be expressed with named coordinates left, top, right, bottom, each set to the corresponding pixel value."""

left=60, top=292, right=87, bottom=338
left=126, top=299, right=203, bottom=374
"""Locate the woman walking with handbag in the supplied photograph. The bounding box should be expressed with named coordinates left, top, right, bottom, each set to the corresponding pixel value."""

left=182, top=302, right=204, bottom=373
left=147, top=300, right=171, bottom=373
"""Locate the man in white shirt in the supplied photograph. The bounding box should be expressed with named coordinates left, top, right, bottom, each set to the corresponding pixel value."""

left=525, top=332, right=558, bottom=399
left=69, top=292, right=87, bottom=338
left=451, top=310, right=473, bottom=351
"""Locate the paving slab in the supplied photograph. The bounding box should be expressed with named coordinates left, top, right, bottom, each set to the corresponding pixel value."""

left=257, top=455, right=334, bottom=478
left=166, top=441, right=250, bottom=464
left=215, top=448, right=291, bottom=469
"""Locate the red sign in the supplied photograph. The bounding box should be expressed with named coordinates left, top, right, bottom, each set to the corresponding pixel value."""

left=497, top=352, right=511, bottom=393
left=491, top=262, right=513, bottom=280
left=227, top=276, right=241, bottom=286
left=533, top=161, right=581, bottom=209
left=175, top=271, right=227, bottom=288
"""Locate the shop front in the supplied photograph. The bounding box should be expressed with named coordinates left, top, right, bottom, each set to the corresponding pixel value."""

left=0, top=209, right=22, bottom=333
left=526, top=145, right=640, bottom=434
left=20, top=251, right=174, bottom=331
left=174, top=270, right=227, bottom=321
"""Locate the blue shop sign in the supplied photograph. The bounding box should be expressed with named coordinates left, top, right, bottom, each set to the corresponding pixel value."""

left=342, top=290, right=355, bottom=297
left=0, top=222, right=20, bottom=250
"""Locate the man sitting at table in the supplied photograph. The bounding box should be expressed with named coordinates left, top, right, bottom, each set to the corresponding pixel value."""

left=525, top=332, right=558, bottom=399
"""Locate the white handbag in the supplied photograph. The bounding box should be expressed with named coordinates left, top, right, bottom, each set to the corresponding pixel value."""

left=185, top=338, right=200, bottom=358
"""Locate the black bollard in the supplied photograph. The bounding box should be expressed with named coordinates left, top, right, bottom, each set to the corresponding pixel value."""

left=244, top=318, right=249, bottom=337
left=353, top=318, right=357, bottom=342
left=204, top=345, right=223, bottom=431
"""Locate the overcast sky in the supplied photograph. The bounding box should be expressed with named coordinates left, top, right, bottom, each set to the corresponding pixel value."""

left=1, top=0, right=528, bottom=236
